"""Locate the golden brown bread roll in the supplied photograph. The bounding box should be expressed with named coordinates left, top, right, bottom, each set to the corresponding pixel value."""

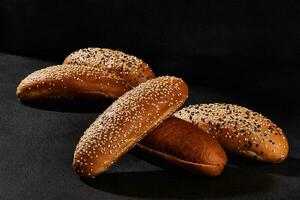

left=174, top=103, right=289, bottom=163
left=16, top=64, right=132, bottom=101
left=73, top=76, right=188, bottom=177
left=138, top=117, right=227, bottom=176
left=64, top=48, right=155, bottom=87
left=16, top=48, right=154, bottom=101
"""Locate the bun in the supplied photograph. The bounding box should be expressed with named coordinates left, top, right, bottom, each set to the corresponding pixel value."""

left=63, top=48, right=155, bottom=87
left=17, top=48, right=154, bottom=101
left=174, top=103, right=289, bottom=163
left=73, top=76, right=188, bottom=177
left=16, top=64, right=132, bottom=101
left=138, top=117, right=227, bottom=176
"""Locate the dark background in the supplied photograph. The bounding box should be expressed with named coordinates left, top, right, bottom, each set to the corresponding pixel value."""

left=1, top=0, right=297, bottom=58
left=0, top=1, right=299, bottom=199
left=1, top=0, right=298, bottom=92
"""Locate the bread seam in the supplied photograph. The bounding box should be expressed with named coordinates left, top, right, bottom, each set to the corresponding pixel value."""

left=136, top=143, right=224, bottom=168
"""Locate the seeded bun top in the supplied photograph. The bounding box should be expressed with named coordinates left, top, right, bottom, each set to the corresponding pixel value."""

left=174, top=103, right=289, bottom=163
left=73, top=76, right=188, bottom=177
left=64, top=48, right=155, bottom=87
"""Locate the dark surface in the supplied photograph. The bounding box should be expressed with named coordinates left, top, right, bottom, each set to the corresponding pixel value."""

left=1, top=52, right=300, bottom=200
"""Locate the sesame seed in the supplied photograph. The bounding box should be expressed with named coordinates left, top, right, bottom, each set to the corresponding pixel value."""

left=174, top=103, right=288, bottom=162
left=64, top=48, right=155, bottom=87
left=73, top=76, right=187, bottom=176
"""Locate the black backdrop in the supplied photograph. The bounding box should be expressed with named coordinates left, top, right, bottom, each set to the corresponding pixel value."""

left=0, top=0, right=298, bottom=92
left=1, top=0, right=297, bottom=58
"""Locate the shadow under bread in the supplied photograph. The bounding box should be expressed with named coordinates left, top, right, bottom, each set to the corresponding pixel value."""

left=226, top=153, right=300, bottom=177
left=81, top=167, right=276, bottom=199
left=20, top=98, right=113, bottom=113
left=81, top=148, right=277, bottom=199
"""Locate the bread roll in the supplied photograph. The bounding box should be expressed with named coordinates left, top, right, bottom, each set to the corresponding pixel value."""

left=174, top=103, right=289, bottom=163
left=73, top=76, right=188, bottom=177
left=138, top=117, right=227, bottom=176
left=64, top=48, right=155, bottom=87
left=16, top=64, right=132, bottom=101
left=17, top=48, right=154, bottom=101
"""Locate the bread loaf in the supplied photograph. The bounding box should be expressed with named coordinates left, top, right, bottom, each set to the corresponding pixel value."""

left=138, top=117, right=227, bottom=176
left=17, top=48, right=154, bottom=101
left=64, top=48, right=155, bottom=87
left=16, top=64, right=133, bottom=101
left=73, top=76, right=188, bottom=177
left=174, top=103, right=289, bottom=163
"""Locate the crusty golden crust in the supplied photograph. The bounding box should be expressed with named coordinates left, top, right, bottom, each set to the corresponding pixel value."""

left=138, top=117, right=227, bottom=176
left=63, top=48, right=155, bottom=87
left=174, top=103, right=289, bottom=163
left=73, top=76, right=188, bottom=177
left=17, top=48, right=155, bottom=101
left=16, top=64, right=131, bottom=101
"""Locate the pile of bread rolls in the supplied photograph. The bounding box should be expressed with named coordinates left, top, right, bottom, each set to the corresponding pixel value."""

left=17, top=48, right=289, bottom=177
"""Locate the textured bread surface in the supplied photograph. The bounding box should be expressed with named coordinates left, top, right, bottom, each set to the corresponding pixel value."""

left=73, top=76, right=188, bottom=177
left=64, top=48, right=155, bottom=87
left=138, top=117, right=227, bottom=176
left=16, top=64, right=131, bottom=101
left=174, top=103, right=289, bottom=163
left=17, top=48, right=154, bottom=101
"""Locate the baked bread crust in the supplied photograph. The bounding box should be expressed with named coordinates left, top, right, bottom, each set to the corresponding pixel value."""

left=73, top=76, right=188, bottom=177
left=174, top=103, right=289, bottom=163
left=138, top=117, right=227, bottom=176
left=64, top=48, right=155, bottom=87
left=16, top=64, right=131, bottom=100
left=17, top=48, right=155, bottom=101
